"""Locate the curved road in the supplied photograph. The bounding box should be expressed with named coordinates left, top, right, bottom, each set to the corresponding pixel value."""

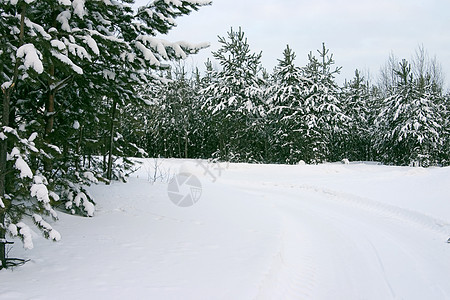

left=239, top=181, right=450, bottom=299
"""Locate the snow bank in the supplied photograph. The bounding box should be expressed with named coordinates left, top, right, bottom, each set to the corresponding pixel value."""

left=1, top=160, right=449, bottom=299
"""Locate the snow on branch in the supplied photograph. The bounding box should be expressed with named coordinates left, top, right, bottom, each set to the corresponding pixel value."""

left=30, top=175, right=59, bottom=219
left=83, top=171, right=99, bottom=184
left=72, top=0, right=86, bottom=19
left=163, top=0, right=212, bottom=6
left=51, top=50, right=83, bottom=74
left=88, top=29, right=124, bottom=44
left=16, top=44, right=44, bottom=74
left=14, top=156, right=33, bottom=179
left=135, top=41, right=160, bottom=66
left=30, top=176, right=51, bottom=204
left=51, top=40, right=67, bottom=51
left=15, top=222, right=34, bottom=250
left=8, top=147, right=33, bottom=179
left=136, top=36, right=209, bottom=61
left=65, top=188, right=95, bottom=217
left=62, top=37, right=91, bottom=60
left=83, top=35, right=100, bottom=55
left=185, top=0, right=212, bottom=4
left=58, top=0, right=71, bottom=5
left=32, top=214, right=61, bottom=241
left=24, top=18, right=51, bottom=40
left=57, top=10, right=72, bottom=32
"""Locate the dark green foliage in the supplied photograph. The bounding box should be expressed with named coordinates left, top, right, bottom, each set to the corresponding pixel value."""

left=266, top=45, right=309, bottom=164
left=0, top=0, right=211, bottom=266
left=140, top=31, right=448, bottom=168
left=341, top=70, right=375, bottom=161
left=376, top=60, right=445, bottom=166
left=201, top=27, right=266, bottom=162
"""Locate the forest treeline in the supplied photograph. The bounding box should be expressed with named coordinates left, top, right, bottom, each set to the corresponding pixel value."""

left=141, top=28, right=449, bottom=167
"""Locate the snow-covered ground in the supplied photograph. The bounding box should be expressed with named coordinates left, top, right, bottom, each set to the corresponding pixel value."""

left=1, top=159, right=450, bottom=299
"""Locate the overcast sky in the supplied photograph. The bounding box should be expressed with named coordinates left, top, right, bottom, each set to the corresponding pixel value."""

left=135, top=0, right=450, bottom=87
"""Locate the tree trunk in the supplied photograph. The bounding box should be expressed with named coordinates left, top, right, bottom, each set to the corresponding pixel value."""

left=0, top=1, right=26, bottom=267
left=0, top=92, right=10, bottom=267
left=75, top=125, right=83, bottom=171
left=184, top=131, right=188, bottom=158
left=45, top=93, right=55, bottom=137
left=106, top=98, right=117, bottom=182
left=44, top=64, right=55, bottom=172
left=177, top=134, right=182, bottom=158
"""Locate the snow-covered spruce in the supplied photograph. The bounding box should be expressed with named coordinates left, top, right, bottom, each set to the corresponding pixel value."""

left=1, top=0, right=211, bottom=265
left=200, top=27, right=266, bottom=162
left=62, top=181, right=95, bottom=217
left=266, top=45, right=311, bottom=164
left=376, top=60, right=445, bottom=166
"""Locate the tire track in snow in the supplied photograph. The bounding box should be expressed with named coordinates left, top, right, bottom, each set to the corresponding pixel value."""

left=234, top=179, right=450, bottom=299
left=367, top=240, right=397, bottom=298
left=254, top=201, right=401, bottom=299
left=255, top=216, right=318, bottom=300
left=243, top=180, right=450, bottom=238
left=294, top=183, right=450, bottom=238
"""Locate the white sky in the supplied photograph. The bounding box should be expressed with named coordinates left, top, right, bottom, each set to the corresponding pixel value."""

left=135, top=0, right=450, bottom=87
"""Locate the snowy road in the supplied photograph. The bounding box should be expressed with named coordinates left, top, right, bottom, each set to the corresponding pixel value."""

left=1, top=160, right=449, bottom=299
left=244, top=182, right=450, bottom=299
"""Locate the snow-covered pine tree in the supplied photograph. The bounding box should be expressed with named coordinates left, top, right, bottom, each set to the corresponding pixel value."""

left=193, top=60, right=220, bottom=158
left=301, top=43, right=349, bottom=163
left=341, top=69, right=374, bottom=161
left=441, top=92, right=450, bottom=165
left=1, top=0, right=211, bottom=267
left=3, top=0, right=210, bottom=213
left=1, top=0, right=61, bottom=268
left=201, top=27, right=266, bottom=162
left=145, top=64, right=203, bottom=159
left=376, top=59, right=444, bottom=166
left=267, top=45, right=310, bottom=163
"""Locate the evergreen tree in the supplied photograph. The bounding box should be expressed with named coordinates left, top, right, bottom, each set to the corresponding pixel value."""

left=201, top=27, right=266, bottom=162
left=146, top=65, right=204, bottom=159
left=0, top=0, right=211, bottom=267
left=267, top=45, right=309, bottom=163
left=301, top=43, right=349, bottom=162
left=441, top=92, right=450, bottom=165
left=376, top=59, right=444, bottom=166
left=194, top=60, right=220, bottom=158
left=341, top=70, right=374, bottom=161
left=1, top=0, right=61, bottom=267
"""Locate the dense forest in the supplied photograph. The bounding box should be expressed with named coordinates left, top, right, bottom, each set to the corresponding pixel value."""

left=143, top=29, right=449, bottom=167
left=1, top=0, right=448, bottom=268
